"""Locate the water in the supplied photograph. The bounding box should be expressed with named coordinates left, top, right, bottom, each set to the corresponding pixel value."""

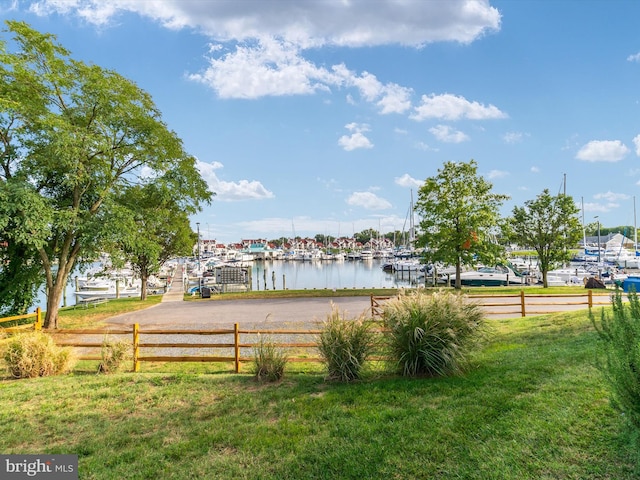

left=31, top=259, right=423, bottom=311
left=250, top=259, right=422, bottom=291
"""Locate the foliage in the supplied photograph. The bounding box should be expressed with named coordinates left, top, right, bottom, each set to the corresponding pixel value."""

left=382, top=290, right=487, bottom=377
left=252, top=335, right=288, bottom=382
left=414, top=160, right=509, bottom=289
left=113, top=182, right=204, bottom=300
left=3, top=331, right=76, bottom=378
left=317, top=303, right=376, bottom=382
left=97, top=335, right=130, bottom=374
left=504, top=189, right=582, bottom=287
left=591, top=287, right=640, bottom=430
left=0, top=21, right=212, bottom=327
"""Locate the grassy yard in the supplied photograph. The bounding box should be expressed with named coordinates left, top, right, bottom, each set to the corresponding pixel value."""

left=1, top=303, right=638, bottom=479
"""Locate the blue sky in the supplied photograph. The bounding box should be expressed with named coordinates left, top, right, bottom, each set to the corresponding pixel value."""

left=3, top=1, right=640, bottom=243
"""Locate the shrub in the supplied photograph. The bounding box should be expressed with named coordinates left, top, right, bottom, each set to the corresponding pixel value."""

left=98, top=335, right=130, bottom=374
left=317, top=303, right=376, bottom=382
left=591, top=287, right=640, bottom=429
left=382, top=289, right=486, bottom=377
left=3, top=331, right=76, bottom=378
left=253, top=335, right=288, bottom=382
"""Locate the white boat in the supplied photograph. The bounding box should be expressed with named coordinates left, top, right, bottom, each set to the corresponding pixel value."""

left=360, top=249, right=374, bottom=260
left=450, top=264, right=526, bottom=287
left=545, top=275, right=567, bottom=287
left=546, top=266, right=593, bottom=284
left=75, top=283, right=141, bottom=299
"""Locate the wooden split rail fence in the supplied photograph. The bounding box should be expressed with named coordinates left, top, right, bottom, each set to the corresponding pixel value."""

left=49, top=324, right=322, bottom=373
left=371, top=290, right=612, bottom=319
left=0, top=291, right=615, bottom=374
left=0, top=307, right=42, bottom=332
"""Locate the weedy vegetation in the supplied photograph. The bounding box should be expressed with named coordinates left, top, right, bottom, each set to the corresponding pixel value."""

left=382, top=289, right=487, bottom=377
left=2, top=331, right=76, bottom=378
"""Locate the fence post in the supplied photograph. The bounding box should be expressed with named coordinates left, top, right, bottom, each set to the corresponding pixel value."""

left=588, top=289, right=593, bottom=309
left=132, top=323, right=140, bottom=372
left=234, top=323, right=240, bottom=373
left=34, top=307, right=42, bottom=331
left=520, top=290, right=526, bottom=317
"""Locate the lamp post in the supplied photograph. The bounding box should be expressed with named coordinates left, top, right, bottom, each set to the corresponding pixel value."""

left=594, top=216, right=601, bottom=264
left=196, top=222, right=200, bottom=268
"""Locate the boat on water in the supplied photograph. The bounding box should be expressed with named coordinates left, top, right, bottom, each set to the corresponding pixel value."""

left=449, top=264, right=527, bottom=287
left=74, top=283, right=141, bottom=299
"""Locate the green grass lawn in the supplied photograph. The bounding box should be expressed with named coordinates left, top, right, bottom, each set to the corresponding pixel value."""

left=1, top=305, right=638, bottom=479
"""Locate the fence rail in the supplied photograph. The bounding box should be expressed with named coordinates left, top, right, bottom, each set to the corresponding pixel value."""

left=50, top=323, right=323, bottom=373
left=0, top=308, right=42, bottom=332
left=371, top=290, right=611, bottom=319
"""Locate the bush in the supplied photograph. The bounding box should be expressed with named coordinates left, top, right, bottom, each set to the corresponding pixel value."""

left=3, top=331, right=76, bottom=378
left=317, top=303, right=376, bottom=382
left=253, top=335, right=288, bottom=382
left=382, top=290, right=486, bottom=377
left=98, top=335, right=130, bottom=374
left=591, top=287, right=640, bottom=429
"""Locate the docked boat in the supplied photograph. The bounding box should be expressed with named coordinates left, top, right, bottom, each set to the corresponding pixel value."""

left=450, top=264, right=526, bottom=287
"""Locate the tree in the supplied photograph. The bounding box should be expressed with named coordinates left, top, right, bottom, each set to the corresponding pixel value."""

left=354, top=229, right=379, bottom=245
left=115, top=179, right=207, bottom=301
left=414, top=160, right=509, bottom=289
left=0, top=22, right=212, bottom=327
left=504, top=189, right=582, bottom=287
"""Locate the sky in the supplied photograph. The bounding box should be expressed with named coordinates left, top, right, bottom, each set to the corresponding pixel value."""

left=2, top=0, right=640, bottom=244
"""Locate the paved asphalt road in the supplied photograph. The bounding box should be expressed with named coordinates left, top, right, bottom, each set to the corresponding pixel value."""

left=105, top=296, right=373, bottom=329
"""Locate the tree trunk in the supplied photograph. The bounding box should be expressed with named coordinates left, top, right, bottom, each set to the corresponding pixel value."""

left=455, top=258, right=462, bottom=289
left=44, top=273, right=67, bottom=329
left=140, top=274, right=148, bottom=301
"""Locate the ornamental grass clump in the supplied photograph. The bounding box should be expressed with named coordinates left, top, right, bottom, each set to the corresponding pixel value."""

left=3, top=331, right=76, bottom=379
left=253, top=335, right=288, bottom=382
left=382, top=290, right=486, bottom=377
left=98, top=335, right=130, bottom=374
left=317, top=303, right=376, bottom=382
left=591, top=287, right=640, bottom=430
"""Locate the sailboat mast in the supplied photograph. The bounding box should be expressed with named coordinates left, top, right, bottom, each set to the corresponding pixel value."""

left=634, top=196, right=637, bottom=253
left=410, top=189, right=415, bottom=250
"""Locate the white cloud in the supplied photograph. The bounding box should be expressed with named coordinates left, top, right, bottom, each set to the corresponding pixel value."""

left=410, top=93, right=508, bottom=121
left=189, top=38, right=338, bottom=99
left=593, top=191, right=630, bottom=203
left=30, top=0, right=501, bottom=46
left=628, top=52, right=640, bottom=62
left=584, top=202, right=611, bottom=213
left=375, top=83, right=413, bottom=114
left=196, top=159, right=274, bottom=201
left=503, top=131, right=526, bottom=144
left=414, top=141, right=437, bottom=151
left=530, top=166, right=540, bottom=173
left=633, top=134, right=640, bottom=156
left=429, top=124, right=469, bottom=143
left=30, top=0, right=500, bottom=114
left=338, top=123, right=373, bottom=151
left=394, top=174, right=423, bottom=189
left=346, top=191, right=392, bottom=210
left=575, top=140, right=630, bottom=162
left=487, top=169, right=509, bottom=180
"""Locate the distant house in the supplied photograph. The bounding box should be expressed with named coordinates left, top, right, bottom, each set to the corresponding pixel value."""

left=583, top=233, right=634, bottom=249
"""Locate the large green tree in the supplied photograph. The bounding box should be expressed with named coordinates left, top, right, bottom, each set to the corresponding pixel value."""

left=114, top=179, right=207, bottom=301
left=0, top=21, right=212, bottom=327
left=505, top=189, right=582, bottom=287
left=414, top=160, right=509, bottom=289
